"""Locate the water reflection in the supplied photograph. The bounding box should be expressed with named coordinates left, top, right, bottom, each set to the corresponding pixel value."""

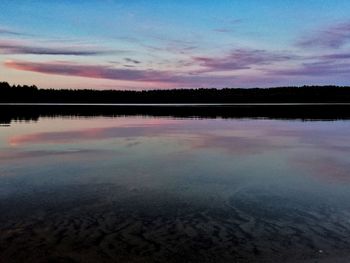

left=8, top=123, right=180, bottom=145
left=1, top=114, right=350, bottom=262
left=2, top=103, right=350, bottom=125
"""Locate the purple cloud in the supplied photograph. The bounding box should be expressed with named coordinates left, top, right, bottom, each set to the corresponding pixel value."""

left=193, top=49, right=292, bottom=72
left=5, top=60, right=174, bottom=82
left=269, top=60, right=350, bottom=77
left=0, top=40, right=114, bottom=56
left=298, top=21, right=350, bottom=49
left=6, top=58, right=305, bottom=88
left=5, top=59, right=253, bottom=88
left=320, top=52, right=350, bottom=60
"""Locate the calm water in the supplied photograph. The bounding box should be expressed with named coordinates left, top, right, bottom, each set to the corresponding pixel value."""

left=1, top=114, right=350, bottom=262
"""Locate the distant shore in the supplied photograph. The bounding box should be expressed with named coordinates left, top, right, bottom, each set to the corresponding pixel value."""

left=2, top=82, right=350, bottom=103
left=2, top=102, right=350, bottom=106
left=2, top=103, right=350, bottom=125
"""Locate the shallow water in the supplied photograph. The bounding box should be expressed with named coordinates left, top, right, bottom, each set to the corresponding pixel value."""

left=1, top=114, right=350, bottom=262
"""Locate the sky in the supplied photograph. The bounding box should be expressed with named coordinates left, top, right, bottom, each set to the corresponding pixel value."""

left=1, top=0, right=350, bottom=90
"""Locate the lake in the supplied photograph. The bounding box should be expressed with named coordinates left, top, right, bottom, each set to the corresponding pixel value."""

left=1, top=105, right=350, bottom=262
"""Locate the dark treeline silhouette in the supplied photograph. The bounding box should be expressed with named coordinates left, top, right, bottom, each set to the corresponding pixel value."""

left=1, top=104, right=350, bottom=125
left=2, top=81, right=350, bottom=103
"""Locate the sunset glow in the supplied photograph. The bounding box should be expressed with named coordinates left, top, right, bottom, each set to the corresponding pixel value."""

left=1, top=1, right=350, bottom=89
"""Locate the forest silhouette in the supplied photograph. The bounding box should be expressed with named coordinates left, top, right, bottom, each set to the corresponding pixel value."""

left=1, top=81, right=350, bottom=103
left=2, top=104, right=350, bottom=125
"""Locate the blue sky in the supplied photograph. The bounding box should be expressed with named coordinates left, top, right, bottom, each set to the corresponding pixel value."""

left=1, top=0, right=350, bottom=89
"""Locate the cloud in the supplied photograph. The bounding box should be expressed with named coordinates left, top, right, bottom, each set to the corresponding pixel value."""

left=297, top=21, right=350, bottom=49
left=4, top=60, right=177, bottom=83
left=213, top=28, right=235, bottom=33
left=228, top=19, right=243, bottom=24
left=124, top=58, right=141, bottom=64
left=213, top=19, right=241, bottom=33
left=0, top=26, right=31, bottom=36
left=0, top=40, right=114, bottom=56
left=0, top=28, right=22, bottom=36
left=269, top=60, right=350, bottom=77
left=193, top=49, right=292, bottom=72
left=4, top=59, right=209, bottom=88
left=4, top=59, right=237, bottom=87
left=266, top=49, right=350, bottom=77
left=143, top=42, right=198, bottom=55
left=140, top=36, right=198, bottom=55
left=5, top=59, right=297, bottom=88
left=320, top=52, right=350, bottom=60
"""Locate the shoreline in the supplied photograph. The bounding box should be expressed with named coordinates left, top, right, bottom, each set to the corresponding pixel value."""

left=2, top=102, right=350, bottom=106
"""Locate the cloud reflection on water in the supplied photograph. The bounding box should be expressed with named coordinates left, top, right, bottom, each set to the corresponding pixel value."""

left=2, top=116, right=350, bottom=262
left=4, top=117, right=350, bottom=184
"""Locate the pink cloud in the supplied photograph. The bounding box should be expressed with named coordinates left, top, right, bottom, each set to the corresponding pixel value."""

left=5, top=60, right=175, bottom=83
left=4, top=59, right=242, bottom=88
left=10, top=46, right=346, bottom=88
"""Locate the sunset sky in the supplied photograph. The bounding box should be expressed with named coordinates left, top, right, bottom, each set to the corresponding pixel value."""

left=1, top=0, right=350, bottom=90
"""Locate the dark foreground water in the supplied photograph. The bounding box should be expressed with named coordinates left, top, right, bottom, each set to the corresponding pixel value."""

left=1, top=106, right=350, bottom=262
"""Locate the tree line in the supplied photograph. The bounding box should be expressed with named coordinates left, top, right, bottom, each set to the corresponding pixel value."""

left=1, top=81, right=350, bottom=103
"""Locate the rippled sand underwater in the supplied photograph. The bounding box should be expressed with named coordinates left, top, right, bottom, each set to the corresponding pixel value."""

left=1, top=115, right=350, bottom=262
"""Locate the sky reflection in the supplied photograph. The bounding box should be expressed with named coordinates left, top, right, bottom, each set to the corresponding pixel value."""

left=1, top=115, right=350, bottom=262
left=1, top=116, right=349, bottom=184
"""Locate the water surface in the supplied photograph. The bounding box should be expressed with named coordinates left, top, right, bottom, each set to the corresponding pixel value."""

left=1, top=111, right=350, bottom=262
